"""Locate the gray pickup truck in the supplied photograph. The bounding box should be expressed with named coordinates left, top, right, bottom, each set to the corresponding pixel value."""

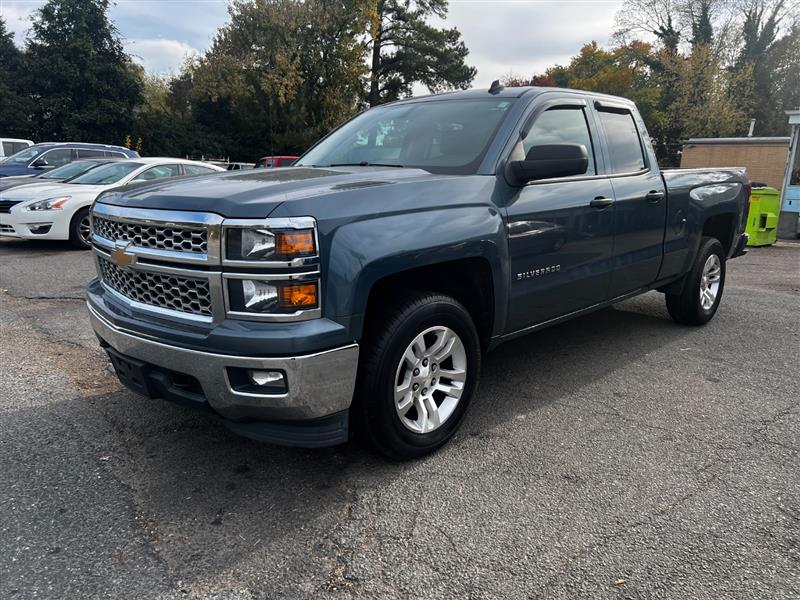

left=85, top=85, right=749, bottom=459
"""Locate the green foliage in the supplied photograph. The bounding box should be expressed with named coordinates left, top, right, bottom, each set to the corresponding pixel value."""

left=24, top=0, right=143, bottom=144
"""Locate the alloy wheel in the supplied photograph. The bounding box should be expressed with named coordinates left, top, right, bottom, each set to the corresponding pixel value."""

left=699, top=254, right=721, bottom=310
left=394, top=325, right=467, bottom=434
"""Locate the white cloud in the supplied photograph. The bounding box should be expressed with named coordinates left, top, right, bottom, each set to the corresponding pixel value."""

left=124, top=38, right=199, bottom=75
left=0, top=1, right=37, bottom=44
left=443, top=1, right=625, bottom=87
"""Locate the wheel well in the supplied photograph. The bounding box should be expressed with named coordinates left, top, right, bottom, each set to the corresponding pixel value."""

left=702, top=213, right=735, bottom=256
left=362, top=258, right=495, bottom=349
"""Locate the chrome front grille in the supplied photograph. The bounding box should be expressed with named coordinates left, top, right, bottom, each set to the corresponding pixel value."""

left=93, top=216, right=208, bottom=254
left=98, top=255, right=213, bottom=317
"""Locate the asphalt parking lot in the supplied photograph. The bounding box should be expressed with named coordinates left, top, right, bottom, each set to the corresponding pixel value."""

left=1, top=237, right=798, bottom=599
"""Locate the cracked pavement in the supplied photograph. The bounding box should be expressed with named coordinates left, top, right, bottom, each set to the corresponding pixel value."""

left=1, top=237, right=798, bottom=599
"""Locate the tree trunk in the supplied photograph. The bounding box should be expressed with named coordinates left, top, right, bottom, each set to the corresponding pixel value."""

left=369, top=8, right=382, bottom=107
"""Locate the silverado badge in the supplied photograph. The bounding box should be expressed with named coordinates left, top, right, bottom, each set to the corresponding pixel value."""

left=516, top=265, right=561, bottom=281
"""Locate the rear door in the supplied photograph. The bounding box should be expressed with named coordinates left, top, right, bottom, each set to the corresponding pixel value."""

left=505, top=97, right=616, bottom=332
left=594, top=101, right=667, bottom=296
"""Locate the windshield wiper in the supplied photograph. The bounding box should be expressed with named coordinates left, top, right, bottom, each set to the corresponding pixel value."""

left=328, top=162, right=404, bottom=168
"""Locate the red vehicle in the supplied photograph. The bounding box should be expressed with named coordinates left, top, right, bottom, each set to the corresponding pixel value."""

left=255, top=155, right=298, bottom=168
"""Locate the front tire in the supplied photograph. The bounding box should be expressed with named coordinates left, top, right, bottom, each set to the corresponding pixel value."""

left=666, top=236, right=726, bottom=325
left=69, top=207, right=92, bottom=250
left=354, top=293, right=481, bottom=460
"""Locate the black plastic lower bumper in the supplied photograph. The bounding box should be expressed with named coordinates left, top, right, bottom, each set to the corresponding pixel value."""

left=731, top=232, right=749, bottom=258
left=104, top=343, right=350, bottom=448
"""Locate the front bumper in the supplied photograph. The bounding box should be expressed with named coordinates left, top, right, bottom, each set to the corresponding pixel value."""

left=0, top=208, right=69, bottom=239
left=88, top=302, right=359, bottom=445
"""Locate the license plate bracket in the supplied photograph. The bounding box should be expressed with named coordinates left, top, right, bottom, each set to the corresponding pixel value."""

left=105, top=348, right=157, bottom=398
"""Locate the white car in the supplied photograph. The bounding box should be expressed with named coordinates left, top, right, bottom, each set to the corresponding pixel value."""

left=0, top=138, right=34, bottom=161
left=0, top=158, right=223, bottom=249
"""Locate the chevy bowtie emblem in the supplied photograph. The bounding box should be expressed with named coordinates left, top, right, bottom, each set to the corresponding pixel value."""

left=110, top=243, right=136, bottom=268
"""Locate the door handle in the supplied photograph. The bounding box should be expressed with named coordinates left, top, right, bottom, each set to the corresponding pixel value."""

left=590, top=196, right=613, bottom=209
left=646, top=190, right=665, bottom=203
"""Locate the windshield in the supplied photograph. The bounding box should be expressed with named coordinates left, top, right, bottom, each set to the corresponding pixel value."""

left=40, top=160, right=98, bottom=180
left=297, top=99, right=516, bottom=175
left=5, top=146, right=45, bottom=164
left=69, top=162, right=141, bottom=185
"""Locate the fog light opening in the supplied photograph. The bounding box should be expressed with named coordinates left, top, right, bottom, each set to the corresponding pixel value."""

left=227, top=367, right=288, bottom=395
left=250, top=370, right=285, bottom=387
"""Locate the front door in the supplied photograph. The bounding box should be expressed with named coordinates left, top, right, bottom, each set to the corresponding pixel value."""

left=505, top=102, right=616, bottom=332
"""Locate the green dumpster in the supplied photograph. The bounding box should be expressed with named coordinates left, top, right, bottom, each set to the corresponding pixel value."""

left=745, top=186, right=781, bottom=246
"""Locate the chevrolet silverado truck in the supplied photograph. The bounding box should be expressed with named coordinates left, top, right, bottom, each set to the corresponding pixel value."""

left=85, top=85, right=749, bottom=459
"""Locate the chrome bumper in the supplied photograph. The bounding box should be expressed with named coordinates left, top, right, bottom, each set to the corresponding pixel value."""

left=87, top=303, right=359, bottom=421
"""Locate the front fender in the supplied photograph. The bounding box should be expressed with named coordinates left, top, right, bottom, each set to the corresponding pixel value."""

left=324, top=205, right=508, bottom=339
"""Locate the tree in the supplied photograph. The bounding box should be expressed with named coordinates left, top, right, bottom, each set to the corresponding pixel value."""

left=732, top=0, right=790, bottom=134
left=366, top=0, right=476, bottom=106
left=0, top=17, right=32, bottom=139
left=759, top=24, right=800, bottom=135
left=24, top=0, right=143, bottom=143
left=187, top=0, right=368, bottom=160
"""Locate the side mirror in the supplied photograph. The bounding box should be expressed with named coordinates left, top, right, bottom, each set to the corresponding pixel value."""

left=506, top=144, right=588, bottom=186
left=31, top=158, right=49, bottom=169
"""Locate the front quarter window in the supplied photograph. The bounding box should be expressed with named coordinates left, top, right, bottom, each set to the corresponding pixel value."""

left=297, top=99, right=516, bottom=175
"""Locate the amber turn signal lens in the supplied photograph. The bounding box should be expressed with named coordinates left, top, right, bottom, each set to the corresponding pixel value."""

left=278, top=283, right=318, bottom=309
left=276, top=230, right=315, bottom=256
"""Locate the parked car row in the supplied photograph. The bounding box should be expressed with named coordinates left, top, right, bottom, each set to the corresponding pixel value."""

left=0, top=142, right=139, bottom=177
left=0, top=156, right=222, bottom=248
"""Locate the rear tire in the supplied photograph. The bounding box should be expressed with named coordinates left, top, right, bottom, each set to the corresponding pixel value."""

left=354, top=292, right=481, bottom=460
left=666, top=236, right=726, bottom=325
left=69, top=207, right=92, bottom=250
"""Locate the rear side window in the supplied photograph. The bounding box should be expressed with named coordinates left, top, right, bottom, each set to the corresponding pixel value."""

left=105, top=151, right=127, bottom=158
left=3, top=141, right=29, bottom=155
left=77, top=149, right=105, bottom=158
left=524, top=107, right=596, bottom=176
left=597, top=109, right=646, bottom=173
left=184, top=165, right=217, bottom=175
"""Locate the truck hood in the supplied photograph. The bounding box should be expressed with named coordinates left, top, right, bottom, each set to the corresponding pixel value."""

left=96, top=167, right=450, bottom=218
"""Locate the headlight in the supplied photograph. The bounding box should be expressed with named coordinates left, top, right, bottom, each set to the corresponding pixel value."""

left=25, top=196, right=71, bottom=211
left=227, top=278, right=319, bottom=314
left=225, top=226, right=316, bottom=262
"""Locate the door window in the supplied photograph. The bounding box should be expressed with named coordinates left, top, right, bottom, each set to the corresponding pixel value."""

left=39, top=148, right=73, bottom=167
left=524, top=107, right=596, bottom=176
left=597, top=109, right=646, bottom=173
left=136, top=164, right=182, bottom=181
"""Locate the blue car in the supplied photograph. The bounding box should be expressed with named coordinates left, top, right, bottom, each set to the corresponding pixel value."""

left=0, top=142, right=139, bottom=178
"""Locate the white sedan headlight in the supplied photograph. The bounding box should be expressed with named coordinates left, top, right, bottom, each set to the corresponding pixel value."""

left=25, top=196, right=71, bottom=211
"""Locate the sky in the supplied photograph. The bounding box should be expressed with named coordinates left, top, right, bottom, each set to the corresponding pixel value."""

left=0, top=0, right=625, bottom=85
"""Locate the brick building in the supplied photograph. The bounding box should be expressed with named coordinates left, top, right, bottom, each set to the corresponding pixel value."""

left=680, top=137, right=791, bottom=188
